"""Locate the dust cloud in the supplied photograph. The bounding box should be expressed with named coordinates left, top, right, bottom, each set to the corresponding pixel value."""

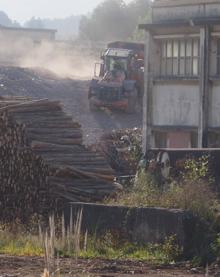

left=0, top=37, right=98, bottom=79
left=19, top=41, right=97, bottom=79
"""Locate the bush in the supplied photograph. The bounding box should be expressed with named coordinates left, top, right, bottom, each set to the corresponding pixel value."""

left=108, top=154, right=220, bottom=222
left=106, top=155, right=220, bottom=264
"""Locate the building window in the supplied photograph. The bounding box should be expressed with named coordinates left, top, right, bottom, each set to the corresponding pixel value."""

left=154, top=131, right=197, bottom=148
left=209, top=132, right=220, bottom=147
left=154, top=131, right=167, bottom=148
left=160, top=39, right=199, bottom=77
left=217, top=40, right=220, bottom=75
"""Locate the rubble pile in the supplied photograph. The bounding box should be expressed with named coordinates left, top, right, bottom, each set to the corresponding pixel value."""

left=91, top=128, right=142, bottom=175
left=0, top=97, right=118, bottom=222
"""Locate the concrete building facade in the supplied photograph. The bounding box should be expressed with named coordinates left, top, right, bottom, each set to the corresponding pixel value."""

left=140, top=0, right=220, bottom=152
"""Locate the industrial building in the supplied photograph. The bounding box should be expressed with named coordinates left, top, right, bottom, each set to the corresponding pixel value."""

left=0, top=25, right=56, bottom=43
left=0, top=25, right=57, bottom=66
left=140, top=0, right=220, bottom=152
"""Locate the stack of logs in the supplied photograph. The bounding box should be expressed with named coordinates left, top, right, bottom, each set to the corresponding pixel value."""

left=0, top=97, right=119, bottom=222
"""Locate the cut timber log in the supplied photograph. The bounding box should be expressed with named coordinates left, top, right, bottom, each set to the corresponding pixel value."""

left=0, top=97, right=117, bottom=222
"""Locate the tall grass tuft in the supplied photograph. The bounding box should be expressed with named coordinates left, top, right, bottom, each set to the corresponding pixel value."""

left=41, top=208, right=83, bottom=276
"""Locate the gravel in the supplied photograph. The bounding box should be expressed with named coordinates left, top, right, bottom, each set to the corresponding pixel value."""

left=0, top=66, right=142, bottom=144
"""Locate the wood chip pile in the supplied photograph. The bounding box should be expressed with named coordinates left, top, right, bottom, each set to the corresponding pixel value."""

left=0, top=97, right=118, bottom=222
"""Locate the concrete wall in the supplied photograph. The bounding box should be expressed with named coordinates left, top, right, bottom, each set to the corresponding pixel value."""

left=152, top=0, right=220, bottom=23
left=152, top=83, right=199, bottom=126
left=66, top=202, right=197, bottom=252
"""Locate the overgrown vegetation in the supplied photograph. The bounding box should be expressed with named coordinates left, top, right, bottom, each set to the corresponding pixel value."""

left=109, top=171, right=219, bottom=221
left=106, top=155, right=220, bottom=265
left=108, top=155, right=220, bottom=221
left=0, top=212, right=183, bottom=275
left=1, top=155, right=220, bottom=269
left=0, top=203, right=185, bottom=276
left=0, top=219, right=182, bottom=264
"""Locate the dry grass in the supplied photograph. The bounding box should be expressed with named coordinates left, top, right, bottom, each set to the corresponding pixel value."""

left=107, top=170, right=220, bottom=221
left=41, top=209, right=83, bottom=276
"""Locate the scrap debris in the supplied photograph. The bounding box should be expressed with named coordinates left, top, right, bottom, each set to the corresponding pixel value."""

left=91, top=128, right=142, bottom=175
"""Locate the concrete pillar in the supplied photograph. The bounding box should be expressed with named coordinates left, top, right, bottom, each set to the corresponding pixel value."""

left=198, top=26, right=210, bottom=148
left=143, top=31, right=153, bottom=154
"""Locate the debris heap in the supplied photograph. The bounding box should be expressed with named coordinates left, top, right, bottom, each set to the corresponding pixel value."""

left=0, top=97, right=118, bottom=222
left=91, top=129, right=142, bottom=175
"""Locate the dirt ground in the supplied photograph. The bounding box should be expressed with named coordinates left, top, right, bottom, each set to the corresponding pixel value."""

left=0, top=255, right=209, bottom=277
left=0, top=66, right=212, bottom=276
left=0, top=66, right=142, bottom=145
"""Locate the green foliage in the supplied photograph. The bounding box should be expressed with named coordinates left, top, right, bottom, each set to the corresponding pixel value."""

left=106, top=155, right=220, bottom=265
left=79, top=0, right=151, bottom=41
left=182, top=155, right=213, bottom=182
left=108, top=154, right=220, bottom=221
left=80, top=232, right=182, bottom=263
left=130, top=8, right=152, bottom=41
left=128, top=132, right=143, bottom=164
left=161, top=236, right=183, bottom=262
left=0, top=224, right=182, bottom=264
left=0, top=226, right=43, bottom=256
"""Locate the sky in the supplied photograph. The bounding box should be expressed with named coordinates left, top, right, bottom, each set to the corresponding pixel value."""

left=0, top=0, right=132, bottom=23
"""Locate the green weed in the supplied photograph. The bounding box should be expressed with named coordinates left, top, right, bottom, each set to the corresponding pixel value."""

left=0, top=224, right=181, bottom=264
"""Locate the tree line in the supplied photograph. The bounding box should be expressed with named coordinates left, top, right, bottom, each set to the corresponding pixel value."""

left=79, top=0, right=151, bottom=42
left=0, top=0, right=151, bottom=41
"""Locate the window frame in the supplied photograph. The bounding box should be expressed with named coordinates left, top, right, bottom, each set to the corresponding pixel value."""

left=160, top=38, right=200, bottom=78
left=217, top=39, right=220, bottom=75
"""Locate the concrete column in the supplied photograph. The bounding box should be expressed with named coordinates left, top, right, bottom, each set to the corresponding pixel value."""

left=198, top=26, right=210, bottom=148
left=143, top=31, right=153, bottom=154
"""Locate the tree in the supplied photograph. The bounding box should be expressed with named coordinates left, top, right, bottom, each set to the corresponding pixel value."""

left=79, top=0, right=129, bottom=41
left=24, top=17, right=45, bottom=29
left=79, top=0, right=151, bottom=42
left=0, top=11, right=20, bottom=27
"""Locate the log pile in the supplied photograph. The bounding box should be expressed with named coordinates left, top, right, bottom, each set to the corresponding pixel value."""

left=0, top=97, right=118, bottom=222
